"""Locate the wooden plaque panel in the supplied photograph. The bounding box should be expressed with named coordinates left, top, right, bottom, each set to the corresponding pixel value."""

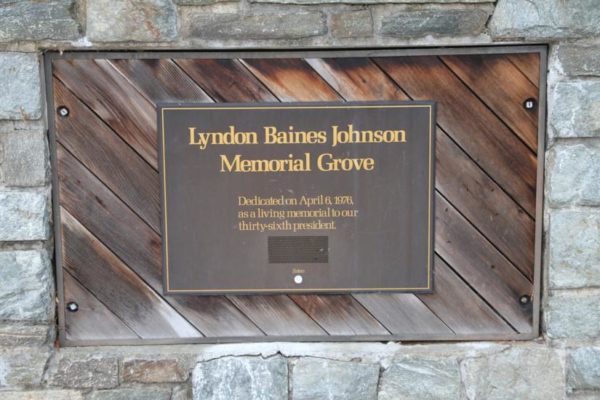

left=48, top=47, right=545, bottom=345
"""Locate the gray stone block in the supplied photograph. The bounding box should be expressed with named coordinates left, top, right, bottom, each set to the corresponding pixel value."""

left=0, top=391, right=83, bottom=400
left=87, top=388, right=171, bottom=400
left=0, top=0, right=80, bottom=42
left=0, top=250, right=54, bottom=322
left=0, top=130, right=48, bottom=186
left=0, top=189, right=49, bottom=241
left=192, top=356, right=287, bottom=400
left=172, top=384, right=192, bottom=400
left=252, top=0, right=490, bottom=3
left=568, top=347, right=600, bottom=390
left=0, top=347, right=52, bottom=389
left=550, top=81, right=600, bottom=138
left=0, top=53, right=41, bottom=120
left=291, top=358, right=379, bottom=400
left=48, top=356, right=119, bottom=389
left=175, top=0, right=235, bottom=3
left=462, top=347, right=564, bottom=400
left=122, top=358, right=187, bottom=383
left=0, top=322, right=53, bottom=346
left=381, top=8, right=490, bottom=38
left=330, top=10, right=373, bottom=38
left=87, top=0, right=178, bottom=42
left=547, top=142, right=600, bottom=206
left=182, top=9, right=327, bottom=40
left=548, top=209, right=600, bottom=288
left=567, top=393, right=600, bottom=400
left=546, top=290, right=600, bottom=339
left=490, top=0, right=600, bottom=39
left=555, top=45, right=600, bottom=76
left=379, top=357, right=460, bottom=400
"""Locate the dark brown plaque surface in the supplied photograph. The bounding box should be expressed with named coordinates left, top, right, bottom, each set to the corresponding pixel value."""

left=159, top=101, right=435, bottom=294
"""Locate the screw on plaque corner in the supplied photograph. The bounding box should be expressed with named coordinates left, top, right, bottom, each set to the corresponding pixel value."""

left=57, top=106, right=70, bottom=118
left=523, top=98, right=537, bottom=110
left=519, top=295, right=531, bottom=305
left=66, top=301, right=79, bottom=312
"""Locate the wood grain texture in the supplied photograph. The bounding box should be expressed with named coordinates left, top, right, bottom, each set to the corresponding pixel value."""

left=175, top=59, right=278, bottom=102
left=64, top=271, right=139, bottom=341
left=435, top=194, right=532, bottom=332
left=54, top=78, right=160, bottom=232
left=306, top=58, right=409, bottom=101
left=436, top=128, right=534, bottom=278
left=355, top=293, right=453, bottom=335
left=228, top=295, right=327, bottom=336
left=507, top=53, right=540, bottom=87
left=441, top=54, right=538, bottom=151
left=53, top=59, right=158, bottom=168
left=242, top=58, right=342, bottom=101
left=109, top=58, right=213, bottom=104
left=375, top=56, right=537, bottom=216
left=57, top=143, right=162, bottom=283
left=418, top=257, right=514, bottom=335
left=290, top=295, right=390, bottom=335
left=61, top=209, right=202, bottom=339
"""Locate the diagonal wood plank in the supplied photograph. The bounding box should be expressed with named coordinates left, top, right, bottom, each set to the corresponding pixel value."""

left=355, top=293, right=453, bottom=335
left=167, top=296, right=265, bottom=337
left=109, top=58, right=213, bottom=103
left=306, top=57, right=408, bottom=101
left=54, top=78, right=160, bottom=232
left=418, top=257, right=515, bottom=334
left=507, top=53, right=540, bottom=87
left=175, top=58, right=278, bottom=102
left=241, top=58, right=342, bottom=101
left=435, top=194, right=532, bottom=332
left=57, top=144, right=264, bottom=337
left=57, top=143, right=163, bottom=283
left=375, top=56, right=537, bottom=216
left=61, top=209, right=202, bottom=339
left=441, top=54, right=538, bottom=151
left=289, top=295, right=390, bottom=335
left=436, top=128, right=534, bottom=278
left=64, top=271, right=140, bottom=341
left=53, top=59, right=158, bottom=168
left=228, top=295, right=327, bottom=336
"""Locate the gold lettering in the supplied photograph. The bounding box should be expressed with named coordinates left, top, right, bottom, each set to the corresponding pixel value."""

left=317, top=153, right=375, bottom=172
left=188, top=125, right=258, bottom=150
left=220, top=153, right=312, bottom=173
left=263, top=126, right=327, bottom=145
left=332, top=124, right=406, bottom=147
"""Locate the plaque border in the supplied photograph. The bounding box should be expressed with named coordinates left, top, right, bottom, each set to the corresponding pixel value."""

left=158, top=102, right=436, bottom=294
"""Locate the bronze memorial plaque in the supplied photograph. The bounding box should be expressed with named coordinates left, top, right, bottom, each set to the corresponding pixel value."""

left=158, top=101, right=435, bottom=294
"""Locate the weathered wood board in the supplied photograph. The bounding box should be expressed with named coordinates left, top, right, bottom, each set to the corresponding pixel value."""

left=47, top=47, right=546, bottom=345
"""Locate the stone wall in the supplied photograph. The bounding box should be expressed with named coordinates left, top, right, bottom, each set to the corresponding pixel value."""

left=0, top=0, right=598, bottom=399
